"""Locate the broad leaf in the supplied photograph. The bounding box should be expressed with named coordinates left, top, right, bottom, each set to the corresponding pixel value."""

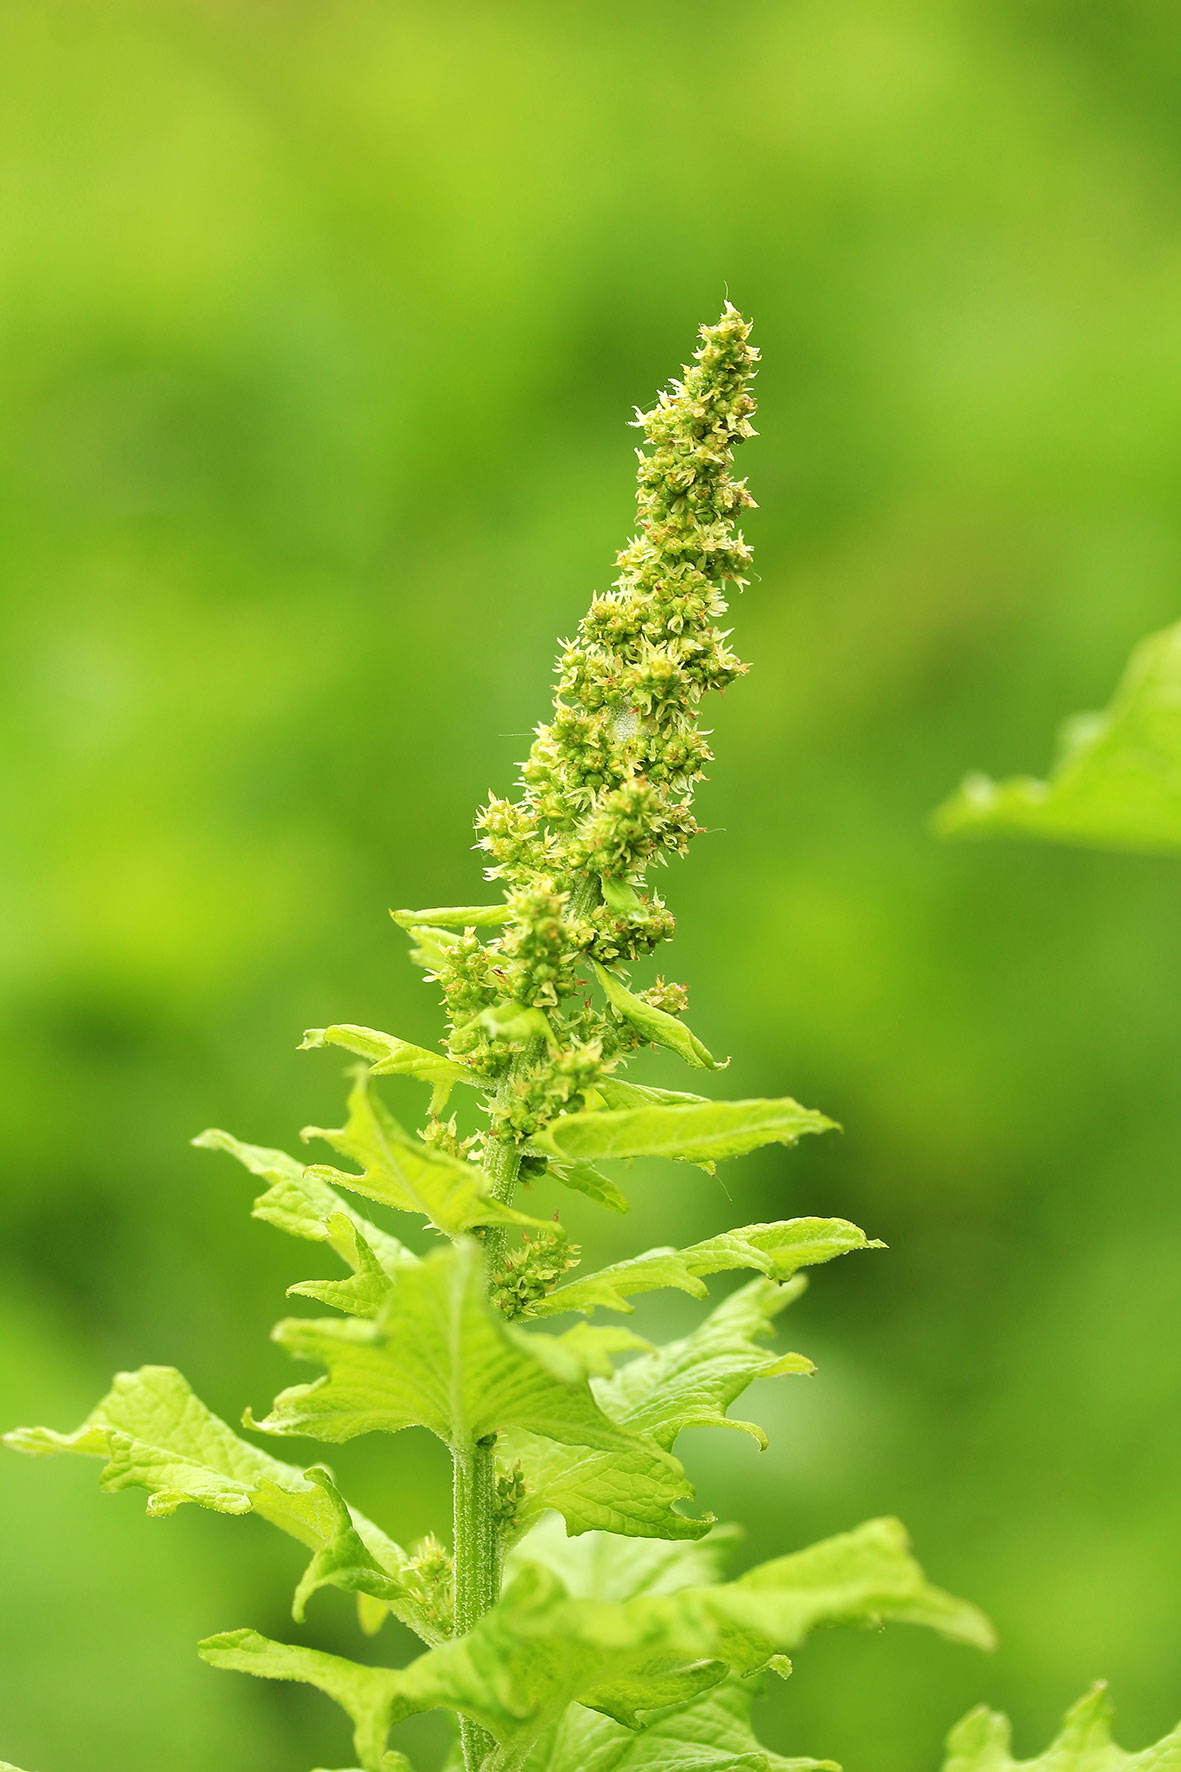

left=303, top=1070, right=546, bottom=1236
left=524, top=1675, right=834, bottom=1772
left=392, top=904, right=510, bottom=928
left=593, top=962, right=720, bottom=1070
left=301, top=1024, right=477, bottom=1089
left=193, top=1129, right=414, bottom=1276
left=942, top=1683, right=1181, bottom=1771
left=526, top=1219, right=879, bottom=1318
left=3, top=1366, right=431, bottom=1639
left=504, top=1278, right=810, bottom=1541
left=253, top=1240, right=670, bottom=1462
left=934, top=619, right=1181, bottom=855
left=535, top=1098, right=835, bottom=1166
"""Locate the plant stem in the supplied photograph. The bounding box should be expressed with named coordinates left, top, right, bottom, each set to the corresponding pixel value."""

left=451, top=872, right=598, bottom=1769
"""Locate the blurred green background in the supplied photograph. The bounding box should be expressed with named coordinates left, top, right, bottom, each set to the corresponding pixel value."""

left=3, top=2, right=1181, bottom=1768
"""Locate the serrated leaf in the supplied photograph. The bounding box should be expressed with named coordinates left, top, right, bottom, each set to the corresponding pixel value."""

left=302, top=1070, right=546, bottom=1236
left=288, top=1212, right=399, bottom=1319
left=193, top=1129, right=415, bottom=1278
left=392, top=904, right=511, bottom=929
left=253, top=1240, right=669, bottom=1462
left=508, top=1513, right=741, bottom=1604
left=527, top=1218, right=878, bottom=1319
left=504, top=1279, right=809, bottom=1542
left=941, top=1683, right=1181, bottom=1771
left=934, top=620, right=1181, bottom=855
left=302, top=1024, right=477, bottom=1089
left=592, top=963, right=720, bottom=1070
left=2, top=1366, right=431, bottom=1640
left=535, top=1098, right=835, bottom=1166
left=524, top=1675, right=834, bottom=1772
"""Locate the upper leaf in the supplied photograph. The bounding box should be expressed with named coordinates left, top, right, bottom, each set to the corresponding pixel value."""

left=592, top=962, right=721, bottom=1070
left=503, top=1278, right=811, bottom=1542
left=525, top=1218, right=879, bottom=1319
left=253, top=1239, right=673, bottom=1461
left=392, top=904, right=511, bottom=929
left=301, top=1024, right=478, bottom=1090
left=942, top=1684, right=1181, bottom=1771
left=193, top=1128, right=415, bottom=1275
left=2, top=1366, right=433, bottom=1640
left=934, top=619, right=1181, bottom=855
left=302, top=1070, right=547, bottom=1236
left=534, top=1098, right=836, bottom=1166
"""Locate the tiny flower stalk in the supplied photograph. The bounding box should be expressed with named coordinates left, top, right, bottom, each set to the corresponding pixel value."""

left=5, top=311, right=1001, bottom=1772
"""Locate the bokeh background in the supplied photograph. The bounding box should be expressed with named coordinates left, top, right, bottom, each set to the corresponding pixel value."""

left=3, top=3, right=1181, bottom=1769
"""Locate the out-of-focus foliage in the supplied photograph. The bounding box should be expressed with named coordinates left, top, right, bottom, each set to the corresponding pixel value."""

left=941, top=1685, right=1181, bottom=1772
left=3, top=4, right=1181, bottom=1771
left=935, top=621, right=1181, bottom=852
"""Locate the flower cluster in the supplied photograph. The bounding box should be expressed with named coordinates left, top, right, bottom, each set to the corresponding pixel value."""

left=435, top=306, right=758, bottom=1099
left=490, top=1229, right=582, bottom=1318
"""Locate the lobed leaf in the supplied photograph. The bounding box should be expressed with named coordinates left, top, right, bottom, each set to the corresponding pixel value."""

left=203, top=1519, right=988, bottom=1771
left=504, top=1278, right=811, bottom=1541
left=193, top=1129, right=415, bottom=1275
left=302, top=1070, right=548, bottom=1236
left=934, top=619, right=1181, bottom=855
left=941, top=1683, right=1181, bottom=1771
left=253, top=1240, right=674, bottom=1462
left=534, top=1098, right=836, bottom=1167
left=524, top=1675, right=835, bottom=1772
left=301, top=1024, right=477, bottom=1089
left=592, top=963, right=721, bottom=1070
left=526, top=1218, right=879, bottom=1319
left=2, top=1366, right=431, bottom=1639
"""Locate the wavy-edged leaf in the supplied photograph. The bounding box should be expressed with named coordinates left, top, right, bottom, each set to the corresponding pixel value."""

left=303, top=1070, right=546, bottom=1236
left=508, top=1512, right=740, bottom=1603
left=522, top=1146, right=632, bottom=1214
left=504, top=1279, right=809, bottom=1542
left=942, top=1683, right=1181, bottom=1771
left=288, top=1212, right=399, bottom=1319
left=699, top=1516, right=995, bottom=1673
left=535, top=1098, right=835, bottom=1166
left=193, top=1129, right=415, bottom=1276
left=524, top=1675, right=834, bottom=1772
left=302, top=1024, right=477, bottom=1089
left=254, top=1240, right=669, bottom=1463
left=2, top=1366, right=431, bottom=1640
left=199, top=1630, right=406, bottom=1771
left=934, top=620, right=1181, bottom=855
left=592, top=963, right=720, bottom=1071
left=392, top=903, right=510, bottom=929
left=527, top=1218, right=879, bottom=1319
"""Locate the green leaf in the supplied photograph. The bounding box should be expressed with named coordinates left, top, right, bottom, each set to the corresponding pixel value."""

left=504, top=1279, right=809, bottom=1542
left=534, top=1098, right=836, bottom=1166
left=524, top=1675, right=834, bottom=1772
left=592, top=962, right=721, bottom=1070
left=942, top=1684, right=1181, bottom=1771
left=392, top=904, right=511, bottom=928
left=2, top=1366, right=431, bottom=1640
left=477, top=1002, right=556, bottom=1047
left=288, top=1211, right=400, bottom=1319
left=526, top=1218, right=879, bottom=1318
left=193, top=1128, right=415, bottom=1277
left=698, top=1516, right=995, bottom=1672
left=302, top=1070, right=547, bottom=1236
left=253, top=1240, right=668, bottom=1461
left=543, top=1158, right=632, bottom=1215
left=592, top=1079, right=706, bottom=1111
left=301, top=1024, right=478, bottom=1089
left=934, top=620, right=1181, bottom=855
left=199, top=1630, right=406, bottom=1772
